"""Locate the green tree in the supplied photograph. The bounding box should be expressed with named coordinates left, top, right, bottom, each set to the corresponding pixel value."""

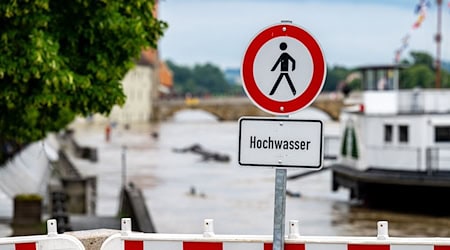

left=409, top=51, right=434, bottom=69
left=192, top=63, right=230, bottom=95
left=0, top=1, right=167, bottom=162
left=167, top=60, right=235, bottom=96
left=324, top=65, right=351, bottom=92
left=166, top=61, right=194, bottom=95
left=398, top=50, right=450, bottom=89
left=442, top=69, right=450, bottom=88
left=400, top=64, right=435, bottom=89
left=347, top=77, right=362, bottom=92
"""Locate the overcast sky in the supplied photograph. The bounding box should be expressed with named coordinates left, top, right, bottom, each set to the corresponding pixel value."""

left=158, top=0, right=450, bottom=69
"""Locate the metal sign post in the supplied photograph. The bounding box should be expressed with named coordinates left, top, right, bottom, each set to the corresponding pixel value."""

left=273, top=168, right=287, bottom=250
left=273, top=114, right=287, bottom=250
left=240, top=21, right=326, bottom=250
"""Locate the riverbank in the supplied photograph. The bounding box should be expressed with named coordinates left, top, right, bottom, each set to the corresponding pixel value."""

left=0, top=119, right=158, bottom=236
left=65, top=120, right=160, bottom=217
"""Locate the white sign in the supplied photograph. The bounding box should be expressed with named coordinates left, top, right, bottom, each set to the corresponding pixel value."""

left=238, top=117, right=323, bottom=168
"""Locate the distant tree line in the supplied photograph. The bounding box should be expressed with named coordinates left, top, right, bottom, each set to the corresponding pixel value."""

left=342, top=51, right=450, bottom=93
left=166, top=60, right=243, bottom=97
left=166, top=60, right=353, bottom=96
left=166, top=51, right=450, bottom=98
left=399, top=51, right=450, bottom=89
left=323, top=51, right=450, bottom=94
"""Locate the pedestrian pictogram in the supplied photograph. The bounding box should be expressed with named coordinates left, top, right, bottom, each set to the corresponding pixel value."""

left=270, top=42, right=296, bottom=96
left=241, top=23, right=326, bottom=115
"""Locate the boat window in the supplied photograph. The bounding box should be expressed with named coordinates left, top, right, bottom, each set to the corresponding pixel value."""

left=399, top=125, right=409, bottom=143
left=376, top=70, right=387, bottom=90
left=386, top=69, right=395, bottom=90
left=364, top=70, right=376, bottom=90
left=384, top=124, right=393, bottom=142
left=435, top=126, right=450, bottom=142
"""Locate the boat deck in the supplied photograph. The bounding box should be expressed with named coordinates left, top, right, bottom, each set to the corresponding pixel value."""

left=331, top=164, right=450, bottom=215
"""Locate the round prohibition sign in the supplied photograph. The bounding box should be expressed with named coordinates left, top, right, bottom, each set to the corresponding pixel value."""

left=241, top=23, right=326, bottom=115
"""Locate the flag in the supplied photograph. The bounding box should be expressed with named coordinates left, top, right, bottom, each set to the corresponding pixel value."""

left=415, top=0, right=431, bottom=14
left=412, top=13, right=426, bottom=29
left=394, top=0, right=430, bottom=63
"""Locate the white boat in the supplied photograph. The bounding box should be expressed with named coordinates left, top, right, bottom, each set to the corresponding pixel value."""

left=331, top=64, right=450, bottom=214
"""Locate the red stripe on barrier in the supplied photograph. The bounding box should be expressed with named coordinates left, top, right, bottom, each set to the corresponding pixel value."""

left=435, top=246, right=450, bottom=250
left=15, top=242, right=36, bottom=250
left=184, top=242, right=222, bottom=250
left=264, top=243, right=305, bottom=250
left=124, top=240, right=143, bottom=250
left=348, top=244, right=390, bottom=250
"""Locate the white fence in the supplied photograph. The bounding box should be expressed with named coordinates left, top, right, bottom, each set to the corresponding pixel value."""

left=101, top=218, right=450, bottom=250
left=0, top=220, right=84, bottom=250
left=426, top=147, right=450, bottom=172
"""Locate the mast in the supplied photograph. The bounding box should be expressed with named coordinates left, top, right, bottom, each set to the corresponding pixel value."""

left=435, top=0, right=442, bottom=88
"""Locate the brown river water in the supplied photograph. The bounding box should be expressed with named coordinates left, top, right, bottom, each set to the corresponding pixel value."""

left=1, top=109, right=449, bottom=237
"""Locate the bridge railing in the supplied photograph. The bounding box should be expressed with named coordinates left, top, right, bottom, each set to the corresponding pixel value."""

left=154, top=95, right=344, bottom=121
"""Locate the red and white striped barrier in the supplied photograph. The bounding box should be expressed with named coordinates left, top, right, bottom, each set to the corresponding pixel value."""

left=101, top=219, right=450, bottom=250
left=0, top=219, right=84, bottom=250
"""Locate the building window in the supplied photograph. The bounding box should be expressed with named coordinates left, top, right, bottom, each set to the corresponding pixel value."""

left=128, top=89, right=134, bottom=101
left=435, top=126, right=450, bottom=142
left=384, top=124, right=392, bottom=142
left=399, top=125, right=409, bottom=143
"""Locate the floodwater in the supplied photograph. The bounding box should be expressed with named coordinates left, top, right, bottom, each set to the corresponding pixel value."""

left=106, top=108, right=450, bottom=237
left=1, top=108, right=450, bottom=237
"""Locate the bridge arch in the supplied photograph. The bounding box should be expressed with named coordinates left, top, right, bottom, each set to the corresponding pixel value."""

left=310, top=99, right=343, bottom=121
left=153, top=96, right=343, bottom=122
left=153, top=98, right=267, bottom=121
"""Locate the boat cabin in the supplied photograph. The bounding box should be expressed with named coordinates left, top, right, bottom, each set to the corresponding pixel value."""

left=339, top=64, right=450, bottom=173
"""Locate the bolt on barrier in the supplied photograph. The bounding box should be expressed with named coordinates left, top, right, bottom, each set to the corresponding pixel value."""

left=101, top=218, right=450, bottom=250
left=0, top=219, right=85, bottom=250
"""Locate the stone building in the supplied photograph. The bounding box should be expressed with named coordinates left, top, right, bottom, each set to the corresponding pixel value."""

left=107, top=50, right=172, bottom=125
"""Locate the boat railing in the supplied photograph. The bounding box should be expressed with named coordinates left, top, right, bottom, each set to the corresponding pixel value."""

left=366, top=146, right=450, bottom=173
left=398, top=90, right=425, bottom=113
left=426, top=147, right=450, bottom=173
left=324, top=135, right=340, bottom=160
left=366, top=145, right=421, bottom=171
left=398, top=89, right=450, bottom=113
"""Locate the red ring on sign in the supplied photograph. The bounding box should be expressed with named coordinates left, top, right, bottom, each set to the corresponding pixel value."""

left=242, top=24, right=326, bottom=115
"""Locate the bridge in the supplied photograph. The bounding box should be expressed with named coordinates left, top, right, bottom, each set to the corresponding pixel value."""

left=152, top=93, right=345, bottom=121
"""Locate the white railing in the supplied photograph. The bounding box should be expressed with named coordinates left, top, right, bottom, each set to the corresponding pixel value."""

left=0, top=219, right=84, bottom=250
left=398, top=89, right=450, bottom=114
left=366, top=146, right=421, bottom=171
left=324, top=135, right=340, bottom=160
left=365, top=146, right=450, bottom=173
left=101, top=218, right=450, bottom=250
left=426, top=147, right=450, bottom=172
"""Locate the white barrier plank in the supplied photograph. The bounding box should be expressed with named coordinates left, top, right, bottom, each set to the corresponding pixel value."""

left=0, top=220, right=84, bottom=250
